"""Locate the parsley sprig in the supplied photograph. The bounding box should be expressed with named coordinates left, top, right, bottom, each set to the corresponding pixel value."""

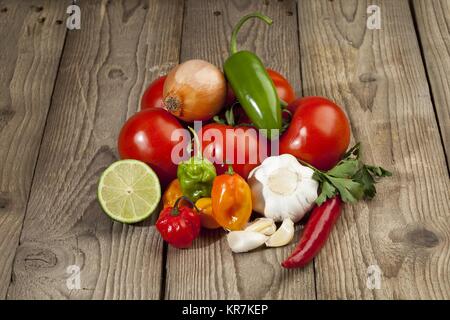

left=302, top=143, right=392, bottom=205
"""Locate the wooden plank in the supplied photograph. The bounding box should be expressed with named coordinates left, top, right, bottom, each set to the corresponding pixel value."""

left=165, top=0, right=316, bottom=299
left=7, top=0, right=184, bottom=299
left=412, top=0, right=450, bottom=168
left=298, top=0, right=450, bottom=299
left=0, top=0, right=67, bottom=299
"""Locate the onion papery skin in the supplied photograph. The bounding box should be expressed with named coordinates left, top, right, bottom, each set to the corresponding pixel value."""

left=163, top=59, right=226, bottom=122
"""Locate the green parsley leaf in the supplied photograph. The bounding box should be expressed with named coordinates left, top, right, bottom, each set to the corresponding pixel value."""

left=328, top=176, right=364, bottom=203
left=315, top=180, right=337, bottom=205
left=353, top=165, right=392, bottom=199
left=312, top=170, right=326, bottom=183
left=365, top=165, right=392, bottom=178
left=308, top=143, right=391, bottom=205
left=353, top=166, right=376, bottom=199
left=327, top=159, right=360, bottom=178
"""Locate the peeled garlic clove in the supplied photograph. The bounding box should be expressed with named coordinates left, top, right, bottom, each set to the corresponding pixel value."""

left=260, top=224, right=277, bottom=236
left=227, top=231, right=268, bottom=253
left=245, top=218, right=276, bottom=236
left=265, top=218, right=295, bottom=247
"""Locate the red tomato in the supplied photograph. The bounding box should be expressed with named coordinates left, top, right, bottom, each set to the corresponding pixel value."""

left=118, top=109, right=189, bottom=186
left=140, top=76, right=166, bottom=110
left=267, top=69, right=296, bottom=104
left=224, top=83, right=236, bottom=107
left=225, top=68, right=296, bottom=110
left=279, top=97, right=351, bottom=171
left=198, top=123, right=268, bottom=179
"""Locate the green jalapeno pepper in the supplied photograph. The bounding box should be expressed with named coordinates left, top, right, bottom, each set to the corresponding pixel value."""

left=177, top=128, right=216, bottom=202
left=224, top=12, right=281, bottom=139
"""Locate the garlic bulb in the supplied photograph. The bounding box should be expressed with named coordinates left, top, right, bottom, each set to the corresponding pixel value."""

left=247, top=154, right=318, bottom=223
left=227, top=231, right=268, bottom=253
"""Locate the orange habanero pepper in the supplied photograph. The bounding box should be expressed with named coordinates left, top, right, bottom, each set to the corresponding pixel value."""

left=195, top=197, right=221, bottom=229
left=162, top=179, right=184, bottom=208
left=211, top=166, right=252, bottom=231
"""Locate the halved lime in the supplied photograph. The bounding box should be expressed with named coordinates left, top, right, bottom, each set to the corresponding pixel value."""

left=98, top=160, right=161, bottom=223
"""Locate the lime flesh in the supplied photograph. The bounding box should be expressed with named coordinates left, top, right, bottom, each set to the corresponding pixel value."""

left=98, top=160, right=161, bottom=223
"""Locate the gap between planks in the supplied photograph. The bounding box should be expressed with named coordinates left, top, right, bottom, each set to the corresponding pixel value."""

left=409, top=0, right=450, bottom=174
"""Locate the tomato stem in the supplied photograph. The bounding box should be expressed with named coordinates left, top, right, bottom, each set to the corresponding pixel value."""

left=224, top=106, right=236, bottom=126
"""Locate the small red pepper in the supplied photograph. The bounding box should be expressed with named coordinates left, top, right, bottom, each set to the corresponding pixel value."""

left=156, top=196, right=201, bottom=249
left=282, top=196, right=343, bottom=268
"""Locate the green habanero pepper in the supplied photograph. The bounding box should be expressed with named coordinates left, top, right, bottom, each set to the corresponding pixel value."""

left=177, top=128, right=216, bottom=202
left=224, top=12, right=282, bottom=139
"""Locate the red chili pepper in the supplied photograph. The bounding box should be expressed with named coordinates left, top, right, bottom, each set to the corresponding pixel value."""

left=282, top=196, right=343, bottom=268
left=156, top=196, right=201, bottom=249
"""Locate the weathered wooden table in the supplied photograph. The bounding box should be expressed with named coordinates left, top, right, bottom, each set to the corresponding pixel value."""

left=0, top=0, right=449, bottom=300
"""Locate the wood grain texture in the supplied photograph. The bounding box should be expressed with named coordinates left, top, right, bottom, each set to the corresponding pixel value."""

left=164, top=0, right=316, bottom=300
left=298, top=0, right=450, bottom=299
left=0, top=0, right=67, bottom=298
left=7, top=0, right=184, bottom=299
left=412, top=0, right=450, bottom=169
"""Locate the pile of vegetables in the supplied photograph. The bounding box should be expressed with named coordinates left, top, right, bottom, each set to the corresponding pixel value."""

left=102, top=12, right=391, bottom=269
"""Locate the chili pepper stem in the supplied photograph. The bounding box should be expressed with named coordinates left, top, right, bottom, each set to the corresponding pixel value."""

left=280, top=99, right=288, bottom=108
left=230, top=12, right=273, bottom=54
left=226, top=165, right=235, bottom=175
left=171, top=196, right=199, bottom=216
left=170, top=197, right=183, bottom=216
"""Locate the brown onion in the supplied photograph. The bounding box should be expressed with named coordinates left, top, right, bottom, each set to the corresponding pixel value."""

left=163, top=59, right=226, bottom=121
